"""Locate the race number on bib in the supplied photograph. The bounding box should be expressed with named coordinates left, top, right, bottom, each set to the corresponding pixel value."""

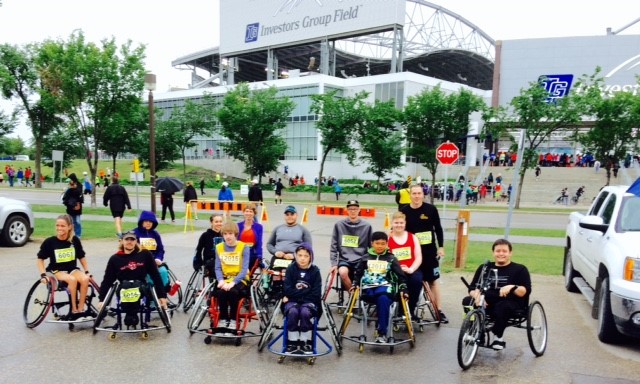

left=367, top=260, right=388, bottom=274
left=416, top=231, right=433, bottom=245
left=273, top=259, right=293, bottom=268
left=392, top=247, right=411, bottom=261
left=120, top=287, right=141, bottom=303
left=140, top=237, right=158, bottom=251
left=220, top=252, right=240, bottom=266
left=54, top=247, right=75, bottom=263
left=341, top=235, right=359, bottom=248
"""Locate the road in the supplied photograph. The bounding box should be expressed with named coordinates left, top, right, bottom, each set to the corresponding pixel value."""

left=1, top=187, right=639, bottom=383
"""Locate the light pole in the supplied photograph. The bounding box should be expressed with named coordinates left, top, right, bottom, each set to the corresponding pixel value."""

left=144, top=73, right=157, bottom=214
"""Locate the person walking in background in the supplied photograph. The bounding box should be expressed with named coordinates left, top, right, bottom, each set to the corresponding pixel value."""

left=535, top=166, right=541, bottom=181
left=24, top=167, right=32, bottom=187
left=62, top=173, right=84, bottom=238
left=218, top=181, right=234, bottom=201
left=16, top=167, right=24, bottom=186
left=248, top=179, right=263, bottom=203
left=83, top=172, right=92, bottom=195
left=160, top=190, right=176, bottom=223
left=103, top=175, right=132, bottom=238
left=274, top=178, right=285, bottom=205
left=184, top=181, right=199, bottom=220
left=199, top=177, right=206, bottom=196
left=334, top=180, right=342, bottom=200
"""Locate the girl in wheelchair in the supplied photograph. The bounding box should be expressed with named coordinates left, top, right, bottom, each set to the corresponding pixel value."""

left=97, top=230, right=167, bottom=330
left=214, top=221, right=251, bottom=333
left=283, top=243, right=322, bottom=354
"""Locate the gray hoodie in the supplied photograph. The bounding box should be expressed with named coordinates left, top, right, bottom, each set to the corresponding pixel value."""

left=329, top=217, right=372, bottom=265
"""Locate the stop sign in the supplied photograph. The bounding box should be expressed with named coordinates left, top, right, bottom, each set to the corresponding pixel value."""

left=436, top=142, right=459, bottom=165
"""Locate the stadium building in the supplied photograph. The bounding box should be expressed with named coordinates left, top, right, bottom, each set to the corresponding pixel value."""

left=154, top=0, right=640, bottom=181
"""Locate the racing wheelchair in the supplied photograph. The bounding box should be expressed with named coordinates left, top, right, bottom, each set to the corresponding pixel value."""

left=413, top=281, right=441, bottom=331
left=338, top=285, right=415, bottom=354
left=23, top=273, right=100, bottom=330
left=322, top=269, right=349, bottom=313
left=457, top=262, right=548, bottom=370
left=93, top=280, right=172, bottom=339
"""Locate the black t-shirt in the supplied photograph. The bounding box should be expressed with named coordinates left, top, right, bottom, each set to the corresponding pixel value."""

left=37, top=236, right=86, bottom=272
left=401, top=203, right=444, bottom=258
left=98, top=249, right=166, bottom=301
left=469, top=261, right=532, bottom=306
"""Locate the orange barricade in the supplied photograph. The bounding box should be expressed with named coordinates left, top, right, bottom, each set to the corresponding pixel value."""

left=196, top=201, right=248, bottom=212
left=316, top=205, right=376, bottom=217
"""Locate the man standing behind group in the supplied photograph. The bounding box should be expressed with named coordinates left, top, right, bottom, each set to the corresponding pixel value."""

left=329, top=200, right=372, bottom=291
left=248, top=179, right=263, bottom=203
left=266, top=205, right=312, bottom=266
left=401, top=184, right=448, bottom=323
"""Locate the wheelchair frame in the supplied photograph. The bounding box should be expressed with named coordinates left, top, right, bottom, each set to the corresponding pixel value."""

left=457, top=264, right=548, bottom=370
left=93, top=280, right=172, bottom=340
left=414, top=281, right=441, bottom=330
left=186, top=279, right=266, bottom=346
left=338, top=286, right=415, bottom=354
left=23, top=273, right=100, bottom=330
left=160, top=263, right=183, bottom=310
left=322, top=269, right=348, bottom=314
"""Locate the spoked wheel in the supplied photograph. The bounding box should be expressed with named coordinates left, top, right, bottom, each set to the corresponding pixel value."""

left=322, top=301, right=343, bottom=355
left=166, top=267, right=183, bottom=310
left=23, top=279, right=53, bottom=328
left=339, top=287, right=359, bottom=337
left=422, top=282, right=441, bottom=326
left=258, top=300, right=282, bottom=352
left=93, top=284, right=116, bottom=334
left=322, top=270, right=336, bottom=302
left=527, top=301, right=548, bottom=356
left=187, top=282, right=214, bottom=333
left=457, top=310, right=483, bottom=370
left=182, top=269, right=203, bottom=312
left=251, top=284, right=271, bottom=330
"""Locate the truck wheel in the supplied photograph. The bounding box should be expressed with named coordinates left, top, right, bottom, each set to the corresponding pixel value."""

left=596, top=277, right=622, bottom=344
left=563, top=248, right=579, bottom=293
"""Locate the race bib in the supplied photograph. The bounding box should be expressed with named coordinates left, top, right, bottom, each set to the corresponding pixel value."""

left=273, top=258, right=293, bottom=268
left=416, top=231, right=432, bottom=245
left=139, top=237, right=157, bottom=251
left=391, top=247, right=411, bottom=261
left=341, top=235, right=359, bottom=248
left=220, top=252, right=240, bottom=266
left=120, top=287, right=141, bottom=303
left=54, top=247, right=75, bottom=263
left=367, top=260, right=388, bottom=274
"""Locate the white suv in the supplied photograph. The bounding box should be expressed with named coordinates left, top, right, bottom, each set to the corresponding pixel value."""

left=0, top=196, right=35, bottom=247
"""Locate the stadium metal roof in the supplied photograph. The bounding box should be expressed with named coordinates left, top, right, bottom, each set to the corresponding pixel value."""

left=171, top=0, right=495, bottom=90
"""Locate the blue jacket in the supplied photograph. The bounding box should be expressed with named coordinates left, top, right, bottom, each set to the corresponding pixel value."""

left=133, top=210, right=165, bottom=261
left=237, top=221, right=264, bottom=260
left=218, top=187, right=234, bottom=201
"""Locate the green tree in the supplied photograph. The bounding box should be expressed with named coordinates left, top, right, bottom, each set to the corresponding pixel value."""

left=0, top=43, right=58, bottom=188
left=36, top=31, right=147, bottom=206
left=493, top=77, right=583, bottom=208
left=358, top=99, right=403, bottom=189
left=166, top=95, right=217, bottom=177
left=217, top=83, right=293, bottom=184
left=41, top=129, right=84, bottom=181
left=573, top=69, right=640, bottom=185
left=0, top=109, right=15, bottom=137
left=99, top=100, right=147, bottom=174
left=309, top=90, right=368, bottom=201
left=403, top=86, right=486, bottom=202
left=133, top=109, right=183, bottom=173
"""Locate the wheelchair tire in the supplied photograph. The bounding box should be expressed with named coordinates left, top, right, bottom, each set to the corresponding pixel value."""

left=421, top=282, right=441, bottom=326
left=151, top=288, right=171, bottom=333
left=258, top=300, right=282, bottom=352
left=187, top=281, right=214, bottom=333
left=183, top=269, right=203, bottom=312
left=23, top=279, right=53, bottom=328
left=322, top=270, right=335, bottom=302
left=93, top=283, right=117, bottom=334
left=527, top=301, right=547, bottom=356
left=457, top=309, right=483, bottom=370
left=250, top=284, right=271, bottom=330
left=322, top=301, right=343, bottom=355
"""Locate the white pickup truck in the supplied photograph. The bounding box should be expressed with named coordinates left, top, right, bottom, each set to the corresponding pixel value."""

left=564, top=185, right=640, bottom=343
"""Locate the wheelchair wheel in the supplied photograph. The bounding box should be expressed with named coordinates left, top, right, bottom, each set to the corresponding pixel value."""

left=250, top=284, right=271, bottom=330
left=527, top=301, right=548, bottom=356
left=421, top=282, right=441, bottom=325
left=322, top=301, right=343, bottom=355
left=339, top=287, right=359, bottom=337
left=151, top=288, right=172, bottom=333
left=187, top=281, right=214, bottom=333
left=457, top=309, right=483, bottom=370
left=166, top=267, right=183, bottom=310
left=322, top=270, right=336, bottom=302
left=183, top=269, right=204, bottom=312
left=23, top=279, right=53, bottom=328
left=258, top=299, right=282, bottom=352
left=93, top=283, right=118, bottom=334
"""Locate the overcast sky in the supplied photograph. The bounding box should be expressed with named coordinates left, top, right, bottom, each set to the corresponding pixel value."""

left=2, top=0, right=639, bottom=141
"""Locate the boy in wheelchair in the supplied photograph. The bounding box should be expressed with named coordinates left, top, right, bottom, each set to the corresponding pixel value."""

left=98, top=231, right=167, bottom=326
left=352, top=231, right=407, bottom=344
left=463, top=239, right=531, bottom=350
left=283, top=243, right=322, bottom=354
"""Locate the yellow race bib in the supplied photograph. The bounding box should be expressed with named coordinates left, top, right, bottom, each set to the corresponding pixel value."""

left=367, top=260, right=388, bottom=274
left=120, top=287, right=141, bottom=303
left=415, top=231, right=432, bottom=245
left=273, top=258, right=293, bottom=268
left=54, top=247, right=75, bottom=263
left=392, top=247, right=411, bottom=261
left=341, top=235, right=359, bottom=248
left=220, top=252, right=240, bottom=266
left=139, top=237, right=157, bottom=251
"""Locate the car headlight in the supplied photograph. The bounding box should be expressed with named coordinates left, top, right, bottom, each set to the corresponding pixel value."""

left=623, top=257, right=640, bottom=282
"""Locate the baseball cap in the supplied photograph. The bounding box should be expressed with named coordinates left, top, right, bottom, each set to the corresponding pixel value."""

left=121, top=230, right=137, bottom=240
left=346, top=200, right=360, bottom=207
left=284, top=205, right=297, bottom=214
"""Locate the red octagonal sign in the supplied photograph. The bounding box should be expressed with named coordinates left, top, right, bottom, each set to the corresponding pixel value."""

left=436, top=142, right=459, bottom=165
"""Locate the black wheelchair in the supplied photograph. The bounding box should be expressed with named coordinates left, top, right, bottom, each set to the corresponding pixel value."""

left=457, top=263, right=548, bottom=370
left=338, top=285, right=415, bottom=354
left=23, top=273, right=100, bottom=330
left=93, top=280, right=172, bottom=339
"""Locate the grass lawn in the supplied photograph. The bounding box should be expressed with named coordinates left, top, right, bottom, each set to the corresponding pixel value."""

left=447, top=227, right=565, bottom=238
left=33, top=218, right=186, bottom=240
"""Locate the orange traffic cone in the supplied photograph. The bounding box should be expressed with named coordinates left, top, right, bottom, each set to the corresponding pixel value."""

left=384, top=212, right=390, bottom=230
left=302, top=207, right=309, bottom=225
left=260, top=205, right=269, bottom=224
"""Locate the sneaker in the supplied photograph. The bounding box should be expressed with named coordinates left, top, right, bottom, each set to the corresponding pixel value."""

left=375, top=335, right=386, bottom=344
left=438, top=310, right=449, bottom=324
left=302, top=342, right=314, bottom=355
left=227, top=319, right=236, bottom=330
left=286, top=342, right=298, bottom=353
left=491, top=340, right=506, bottom=350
